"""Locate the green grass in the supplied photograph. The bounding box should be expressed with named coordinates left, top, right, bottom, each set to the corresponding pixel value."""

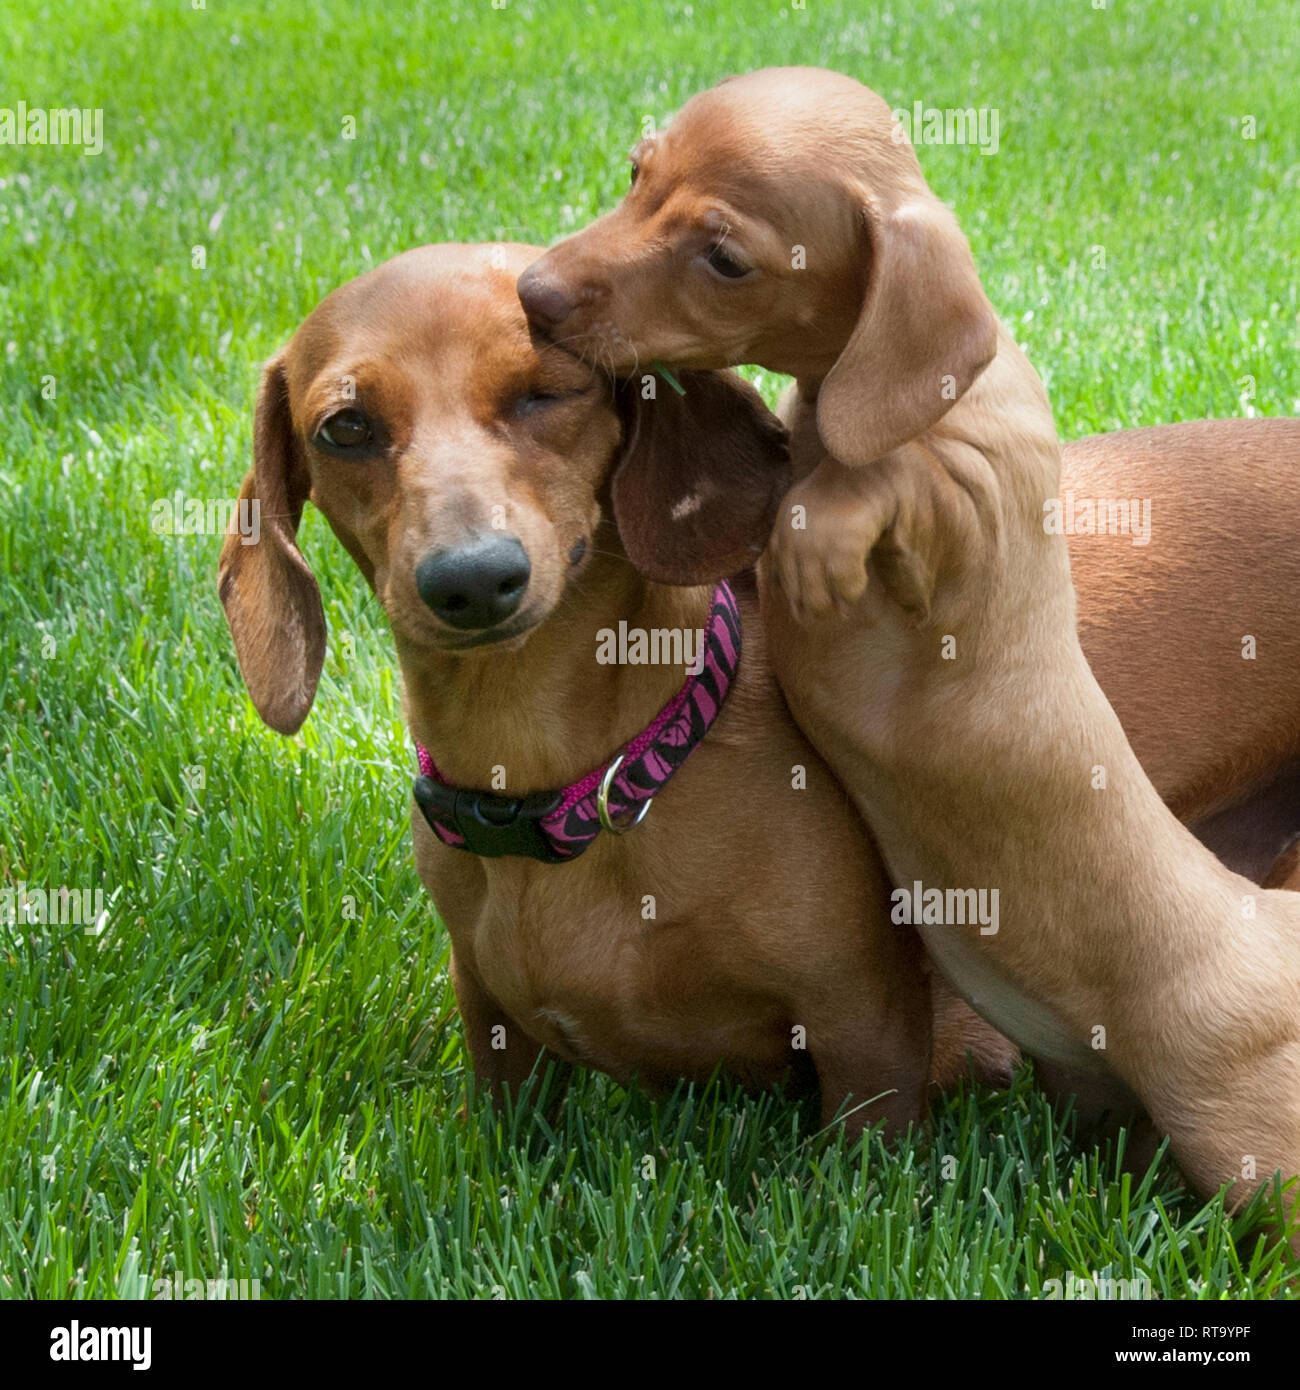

left=2, top=0, right=1298, bottom=1299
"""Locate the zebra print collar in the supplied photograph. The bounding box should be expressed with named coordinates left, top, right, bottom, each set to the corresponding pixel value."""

left=412, top=582, right=741, bottom=864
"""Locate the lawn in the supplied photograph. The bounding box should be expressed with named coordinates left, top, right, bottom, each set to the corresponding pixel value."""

left=2, top=0, right=1297, bottom=1299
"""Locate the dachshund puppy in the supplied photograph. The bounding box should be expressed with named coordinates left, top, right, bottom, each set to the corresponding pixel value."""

left=519, top=68, right=1300, bottom=1244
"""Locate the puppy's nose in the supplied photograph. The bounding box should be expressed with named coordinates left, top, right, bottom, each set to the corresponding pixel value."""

left=517, top=264, right=575, bottom=334
left=415, top=536, right=531, bottom=631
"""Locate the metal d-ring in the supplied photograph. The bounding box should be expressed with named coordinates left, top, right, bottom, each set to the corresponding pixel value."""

left=597, top=754, right=652, bottom=835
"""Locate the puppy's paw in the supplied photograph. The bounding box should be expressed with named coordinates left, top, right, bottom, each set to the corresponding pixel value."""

left=767, top=457, right=892, bottom=620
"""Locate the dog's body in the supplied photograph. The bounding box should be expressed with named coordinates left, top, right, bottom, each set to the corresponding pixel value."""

left=1063, top=419, right=1300, bottom=889
left=410, top=562, right=946, bottom=1125
left=222, top=241, right=1300, bottom=1177
left=219, top=243, right=994, bottom=1140
left=520, top=67, right=1300, bottom=1238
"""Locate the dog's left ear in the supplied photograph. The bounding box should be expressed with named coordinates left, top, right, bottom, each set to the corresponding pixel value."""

left=817, top=192, right=999, bottom=468
left=611, top=370, right=791, bottom=585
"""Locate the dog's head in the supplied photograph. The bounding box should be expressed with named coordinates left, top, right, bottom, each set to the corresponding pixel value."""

left=218, top=243, right=789, bottom=733
left=518, top=66, right=998, bottom=467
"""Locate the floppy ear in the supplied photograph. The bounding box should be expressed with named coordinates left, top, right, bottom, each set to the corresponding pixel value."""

left=217, top=354, right=325, bottom=735
left=816, top=193, right=999, bottom=468
left=610, top=371, right=791, bottom=585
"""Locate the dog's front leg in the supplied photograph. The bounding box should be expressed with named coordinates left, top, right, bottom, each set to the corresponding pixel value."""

left=1032, top=1056, right=1161, bottom=1177
left=449, top=950, right=572, bottom=1114
left=793, top=945, right=933, bottom=1144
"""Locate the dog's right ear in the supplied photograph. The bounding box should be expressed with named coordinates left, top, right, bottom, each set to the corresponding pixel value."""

left=217, top=354, right=325, bottom=735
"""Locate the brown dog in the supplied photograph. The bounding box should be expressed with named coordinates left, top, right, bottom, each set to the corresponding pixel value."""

left=219, top=242, right=1000, bottom=1141
left=518, top=68, right=1300, bottom=1240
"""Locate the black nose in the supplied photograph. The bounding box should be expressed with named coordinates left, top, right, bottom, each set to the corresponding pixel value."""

left=415, top=536, right=531, bottom=631
left=517, top=264, right=575, bottom=334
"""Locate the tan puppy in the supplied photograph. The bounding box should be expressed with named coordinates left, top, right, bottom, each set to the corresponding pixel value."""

left=519, top=68, right=1300, bottom=1242
left=219, top=242, right=1003, bottom=1142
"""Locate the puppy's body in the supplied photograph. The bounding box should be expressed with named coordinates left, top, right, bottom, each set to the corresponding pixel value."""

left=771, top=334, right=1300, bottom=1215
left=522, top=67, right=1300, bottom=1237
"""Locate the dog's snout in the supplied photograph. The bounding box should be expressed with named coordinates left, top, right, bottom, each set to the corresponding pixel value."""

left=415, top=536, right=531, bottom=631
left=517, top=264, right=576, bottom=334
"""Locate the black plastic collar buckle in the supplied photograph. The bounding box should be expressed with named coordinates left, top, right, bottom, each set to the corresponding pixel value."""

left=413, top=775, right=569, bottom=864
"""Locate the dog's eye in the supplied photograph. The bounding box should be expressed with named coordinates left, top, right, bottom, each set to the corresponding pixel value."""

left=515, top=385, right=593, bottom=416
left=629, top=159, right=639, bottom=187
left=703, top=242, right=752, bottom=280
left=318, top=408, right=372, bottom=449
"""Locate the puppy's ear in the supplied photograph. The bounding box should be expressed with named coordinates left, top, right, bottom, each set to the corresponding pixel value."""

left=611, top=370, right=791, bottom=585
left=817, top=193, right=999, bottom=467
left=217, top=354, right=325, bottom=735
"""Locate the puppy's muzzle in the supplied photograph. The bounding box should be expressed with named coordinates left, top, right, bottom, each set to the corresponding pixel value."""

left=415, top=535, right=531, bottom=631
left=517, top=264, right=575, bottom=334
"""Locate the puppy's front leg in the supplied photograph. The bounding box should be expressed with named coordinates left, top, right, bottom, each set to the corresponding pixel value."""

left=767, top=449, right=959, bottom=621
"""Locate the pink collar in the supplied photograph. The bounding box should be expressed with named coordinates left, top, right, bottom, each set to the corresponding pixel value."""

left=412, top=582, right=741, bottom=863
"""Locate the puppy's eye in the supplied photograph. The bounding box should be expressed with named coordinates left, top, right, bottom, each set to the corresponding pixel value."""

left=318, top=408, right=372, bottom=449
left=629, top=160, right=639, bottom=187
left=703, top=243, right=751, bottom=280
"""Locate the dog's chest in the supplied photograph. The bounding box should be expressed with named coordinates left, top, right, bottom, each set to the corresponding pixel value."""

left=469, top=894, right=789, bottom=1080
